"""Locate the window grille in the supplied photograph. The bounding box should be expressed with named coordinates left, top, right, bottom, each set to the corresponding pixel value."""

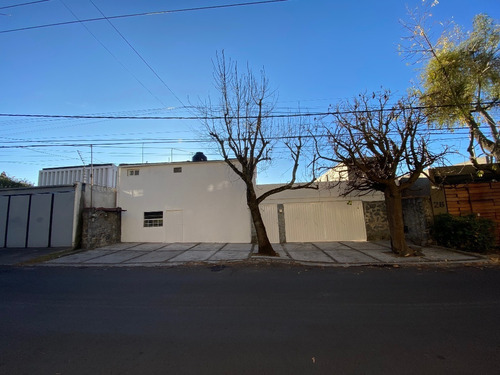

left=144, top=211, right=163, bottom=227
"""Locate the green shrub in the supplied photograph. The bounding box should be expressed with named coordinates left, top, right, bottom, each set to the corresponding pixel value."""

left=432, top=213, right=496, bottom=253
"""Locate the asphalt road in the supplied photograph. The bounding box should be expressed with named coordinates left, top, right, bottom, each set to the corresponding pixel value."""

left=0, top=247, right=68, bottom=265
left=1, top=264, right=499, bottom=374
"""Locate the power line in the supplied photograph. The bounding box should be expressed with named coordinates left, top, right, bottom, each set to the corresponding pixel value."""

left=0, top=101, right=497, bottom=121
left=59, top=0, right=167, bottom=108
left=0, top=130, right=476, bottom=149
left=0, top=125, right=475, bottom=144
left=0, top=0, right=288, bottom=34
left=0, top=0, right=50, bottom=10
left=89, top=0, right=184, bottom=107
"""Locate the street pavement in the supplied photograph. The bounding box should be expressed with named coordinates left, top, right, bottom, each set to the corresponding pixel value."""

left=2, top=265, right=499, bottom=374
left=41, top=240, right=488, bottom=267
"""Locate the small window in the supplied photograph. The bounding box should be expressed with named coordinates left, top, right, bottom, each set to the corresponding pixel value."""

left=173, top=167, right=182, bottom=173
left=144, top=211, right=163, bottom=227
left=127, top=169, right=139, bottom=176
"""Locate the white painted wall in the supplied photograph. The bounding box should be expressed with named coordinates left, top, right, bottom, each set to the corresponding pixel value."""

left=256, top=182, right=384, bottom=204
left=117, top=160, right=251, bottom=243
left=82, top=185, right=117, bottom=208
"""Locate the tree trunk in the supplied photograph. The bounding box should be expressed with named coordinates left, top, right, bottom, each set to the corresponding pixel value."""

left=384, top=185, right=414, bottom=257
left=246, top=187, right=277, bottom=256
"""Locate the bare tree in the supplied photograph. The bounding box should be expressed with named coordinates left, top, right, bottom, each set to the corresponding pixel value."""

left=200, top=53, right=317, bottom=256
left=317, top=91, right=448, bottom=256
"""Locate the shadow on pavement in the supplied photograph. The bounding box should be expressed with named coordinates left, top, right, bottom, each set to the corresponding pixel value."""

left=0, top=247, right=70, bottom=266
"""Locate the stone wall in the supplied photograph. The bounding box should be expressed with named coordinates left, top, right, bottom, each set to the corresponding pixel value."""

left=81, top=207, right=122, bottom=249
left=363, top=201, right=390, bottom=240
left=363, top=198, right=434, bottom=245
left=402, top=197, right=434, bottom=246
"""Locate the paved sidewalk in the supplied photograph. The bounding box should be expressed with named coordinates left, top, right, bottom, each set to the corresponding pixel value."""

left=44, top=241, right=487, bottom=267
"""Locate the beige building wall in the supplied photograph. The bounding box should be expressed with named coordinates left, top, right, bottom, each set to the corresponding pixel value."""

left=117, top=160, right=251, bottom=243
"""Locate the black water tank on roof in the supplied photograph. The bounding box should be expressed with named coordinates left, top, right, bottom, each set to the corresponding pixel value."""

left=192, top=152, right=207, bottom=162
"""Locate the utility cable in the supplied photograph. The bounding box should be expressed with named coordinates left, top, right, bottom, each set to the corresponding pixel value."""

left=0, top=0, right=50, bottom=10
left=0, top=0, right=288, bottom=34
left=89, top=0, right=184, bottom=107
left=58, top=0, right=167, bottom=107
left=0, top=101, right=497, bottom=120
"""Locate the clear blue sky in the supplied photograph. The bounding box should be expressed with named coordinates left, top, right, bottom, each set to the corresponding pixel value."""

left=1, top=0, right=499, bottom=185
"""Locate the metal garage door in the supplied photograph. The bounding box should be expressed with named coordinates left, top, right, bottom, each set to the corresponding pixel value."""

left=284, top=201, right=366, bottom=242
left=0, top=190, right=75, bottom=248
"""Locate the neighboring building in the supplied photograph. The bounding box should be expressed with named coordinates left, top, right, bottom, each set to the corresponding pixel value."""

left=316, top=160, right=376, bottom=183
left=38, top=164, right=118, bottom=188
left=0, top=183, right=115, bottom=248
left=117, top=159, right=251, bottom=243
left=316, top=163, right=352, bottom=182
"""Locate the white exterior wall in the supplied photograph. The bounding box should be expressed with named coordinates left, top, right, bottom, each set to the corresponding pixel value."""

left=82, top=185, right=117, bottom=208
left=118, top=161, right=251, bottom=243
left=256, top=182, right=384, bottom=204
left=38, top=165, right=118, bottom=188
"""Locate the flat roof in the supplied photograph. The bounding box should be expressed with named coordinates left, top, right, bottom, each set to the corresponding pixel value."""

left=119, top=159, right=233, bottom=168
left=42, top=163, right=116, bottom=171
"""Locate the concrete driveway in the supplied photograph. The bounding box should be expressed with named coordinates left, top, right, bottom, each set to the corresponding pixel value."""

left=42, top=241, right=487, bottom=267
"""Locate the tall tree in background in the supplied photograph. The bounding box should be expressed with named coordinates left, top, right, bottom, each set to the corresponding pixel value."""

left=317, top=91, right=448, bottom=256
left=200, top=53, right=317, bottom=256
left=401, top=5, right=500, bottom=170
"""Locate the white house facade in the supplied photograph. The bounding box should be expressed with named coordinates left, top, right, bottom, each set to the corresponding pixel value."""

left=117, top=160, right=251, bottom=243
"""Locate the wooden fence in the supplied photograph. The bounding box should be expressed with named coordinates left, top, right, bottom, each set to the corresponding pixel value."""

left=444, top=182, right=500, bottom=243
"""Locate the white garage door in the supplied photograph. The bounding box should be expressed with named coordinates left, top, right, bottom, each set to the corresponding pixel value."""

left=260, top=204, right=280, bottom=243
left=284, top=201, right=366, bottom=242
